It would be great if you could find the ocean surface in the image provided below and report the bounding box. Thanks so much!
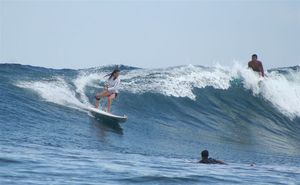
[1,63,300,184]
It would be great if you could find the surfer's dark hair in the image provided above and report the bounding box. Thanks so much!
[201,150,209,158]
[105,69,120,80]
[252,54,257,58]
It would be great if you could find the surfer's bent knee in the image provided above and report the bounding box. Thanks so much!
[95,95,101,100]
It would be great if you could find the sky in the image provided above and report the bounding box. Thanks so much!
[0,0,299,69]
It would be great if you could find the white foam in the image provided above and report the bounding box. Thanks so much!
[16,77,86,110]
[120,65,233,99]
[255,70,300,119]
[73,71,106,105]
[230,63,300,119]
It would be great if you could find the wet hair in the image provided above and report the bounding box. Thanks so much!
[201,150,209,158]
[252,54,258,58]
[105,69,120,80]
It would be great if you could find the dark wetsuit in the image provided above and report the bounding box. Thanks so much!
[248,60,264,77]
[199,158,225,164]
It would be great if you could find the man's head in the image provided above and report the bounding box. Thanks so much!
[201,150,209,159]
[252,54,258,61]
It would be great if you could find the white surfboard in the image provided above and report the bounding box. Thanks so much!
[88,107,127,123]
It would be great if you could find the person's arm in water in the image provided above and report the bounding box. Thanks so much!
[213,159,227,165]
[259,61,265,77]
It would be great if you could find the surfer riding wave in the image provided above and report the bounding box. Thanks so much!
[95,69,120,112]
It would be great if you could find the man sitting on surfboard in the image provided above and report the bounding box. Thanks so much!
[95,69,120,112]
[248,54,265,77]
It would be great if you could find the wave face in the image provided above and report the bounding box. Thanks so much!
[1,63,300,184]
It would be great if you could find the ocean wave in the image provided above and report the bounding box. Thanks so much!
[12,63,300,119]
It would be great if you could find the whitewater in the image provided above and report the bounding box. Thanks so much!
[1,63,300,184]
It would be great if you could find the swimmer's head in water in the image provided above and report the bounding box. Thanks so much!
[201,150,209,159]
[252,54,258,61]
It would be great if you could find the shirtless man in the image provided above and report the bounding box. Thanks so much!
[248,54,265,77]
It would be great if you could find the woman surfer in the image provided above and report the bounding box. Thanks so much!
[95,69,120,113]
